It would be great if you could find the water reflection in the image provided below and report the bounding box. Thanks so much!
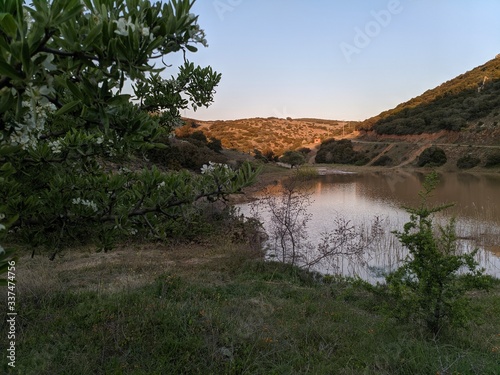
[241,171,500,283]
[314,171,500,225]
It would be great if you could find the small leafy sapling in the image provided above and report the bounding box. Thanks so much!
[385,172,491,335]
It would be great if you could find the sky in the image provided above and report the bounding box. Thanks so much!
[162,0,500,121]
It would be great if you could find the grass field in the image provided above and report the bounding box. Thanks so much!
[2,235,499,374]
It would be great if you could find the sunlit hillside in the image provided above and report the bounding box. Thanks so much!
[176,118,360,155]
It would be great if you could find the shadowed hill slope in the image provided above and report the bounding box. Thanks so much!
[361,57,500,135]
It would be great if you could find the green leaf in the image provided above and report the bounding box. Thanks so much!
[84,23,102,48]
[0,161,15,172]
[0,13,17,36]
[53,3,83,25]
[66,80,84,100]
[55,100,81,115]
[0,90,14,113]
[0,59,23,80]
[21,41,31,74]
[151,142,168,150]
[106,94,131,105]
[185,45,197,53]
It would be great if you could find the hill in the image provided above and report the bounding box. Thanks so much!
[176,117,360,156]
[361,56,500,137]
[174,56,500,170]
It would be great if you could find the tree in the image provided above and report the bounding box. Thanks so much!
[417,146,447,167]
[252,177,375,272]
[0,0,258,266]
[456,155,480,169]
[280,150,305,168]
[315,139,368,165]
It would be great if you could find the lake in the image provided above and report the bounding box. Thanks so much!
[239,170,500,283]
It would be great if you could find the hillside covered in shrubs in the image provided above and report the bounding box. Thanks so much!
[176,118,360,156]
[363,57,500,135]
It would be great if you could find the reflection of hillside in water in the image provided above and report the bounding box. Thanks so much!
[316,172,500,224]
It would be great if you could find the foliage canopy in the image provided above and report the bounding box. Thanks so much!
[315,139,368,165]
[0,0,258,264]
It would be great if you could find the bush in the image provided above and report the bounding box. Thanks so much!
[207,138,223,153]
[417,147,447,167]
[372,155,393,167]
[148,141,227,171]
[315,139,368,165]
[383,173,491,335]
[280,151,306,168]
[297,147,311,155]
[188,130,208,143]
[456,155,481,169]
[485,152,500,167]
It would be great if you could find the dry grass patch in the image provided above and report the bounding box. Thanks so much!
[13,239,261,298]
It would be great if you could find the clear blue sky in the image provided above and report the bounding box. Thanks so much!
[164,0,500,121]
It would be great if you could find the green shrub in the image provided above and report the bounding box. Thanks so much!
[417,147,447,167]
[372,155,393,167]
[315,139,368,165]
[280,151,306,168]
[383,173,491,335]
[485,151,500,167]
[456,155,481,169]
[207,138,223,153]
[148,141,227,171]
[188,130,208,143]
[297,147,311,155]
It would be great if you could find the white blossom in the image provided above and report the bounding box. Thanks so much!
[72,198,98,212]
[113,17,135,36]
[118,167,132,174]
[4,95,56,150]
[189,24,208,47]
[42,54,57,71]
[200,163,213,175]
[201,161,231,175]
[48,140,62,154]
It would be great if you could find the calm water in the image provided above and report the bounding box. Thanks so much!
[240,171,500,283]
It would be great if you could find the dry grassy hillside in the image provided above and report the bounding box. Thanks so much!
[176,117,360,155]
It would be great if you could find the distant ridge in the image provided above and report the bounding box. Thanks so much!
[177,118,360,155]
